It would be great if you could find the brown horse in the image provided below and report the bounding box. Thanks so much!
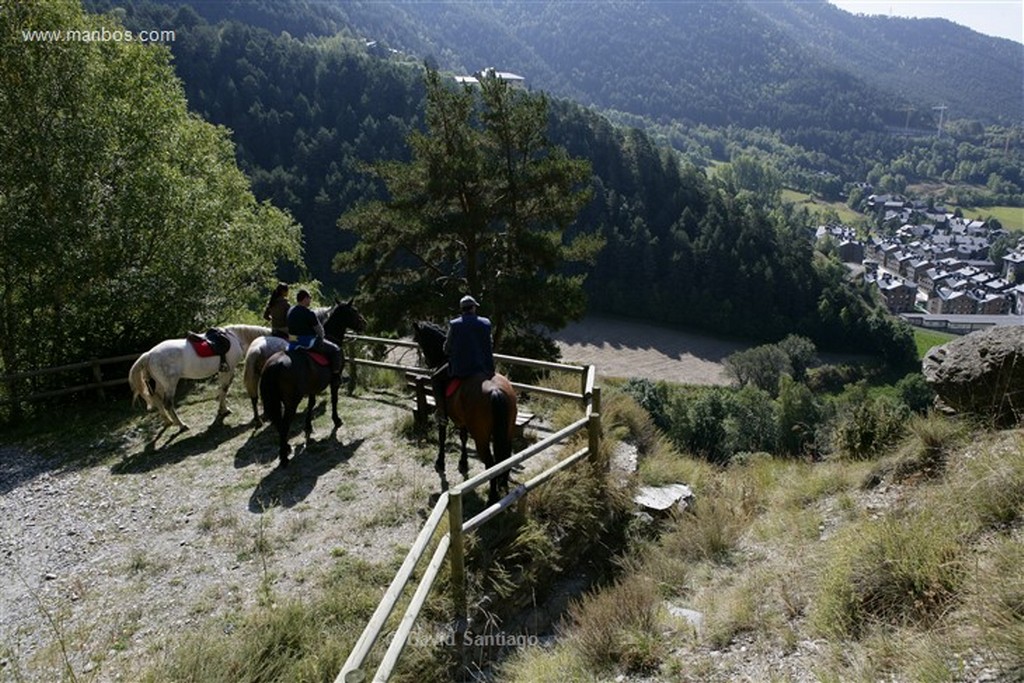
[259,300,366,466]
[412,320,518,504]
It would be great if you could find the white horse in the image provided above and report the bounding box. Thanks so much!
[243,334,288,426]
[128,324,270,429]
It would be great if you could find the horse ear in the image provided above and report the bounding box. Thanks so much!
[335,297,341,306]
[347,297,353,306]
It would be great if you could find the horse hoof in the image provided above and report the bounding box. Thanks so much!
[332,417,342,429]
[220,408,232,416]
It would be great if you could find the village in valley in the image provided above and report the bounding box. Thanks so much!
[818,191,1024,334]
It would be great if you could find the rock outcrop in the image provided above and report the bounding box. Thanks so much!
[921,325,1024,425]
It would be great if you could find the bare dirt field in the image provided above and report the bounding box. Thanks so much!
[554,315,750,385]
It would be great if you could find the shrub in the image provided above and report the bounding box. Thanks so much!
[725,385,779,455]
[621,377,671,430]
[895,373,935,414]
[776,376,822,456]
[668,389,733,464]
[832,394,910,460]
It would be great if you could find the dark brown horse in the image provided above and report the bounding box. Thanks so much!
[412,320,518,504]
[259,300,366,466]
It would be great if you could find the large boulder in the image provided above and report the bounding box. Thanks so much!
[921,325,1024,425]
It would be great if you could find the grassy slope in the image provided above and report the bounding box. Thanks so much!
[913,327,959,360]
[781,188,866,225]
[501,405,1024,682]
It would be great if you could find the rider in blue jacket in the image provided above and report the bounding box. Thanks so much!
[431,295,495,421]
[287,289,342,377]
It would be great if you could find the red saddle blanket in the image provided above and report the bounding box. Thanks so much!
[187,338,218,358]
[445,377,462,398]
[307,351,329,367]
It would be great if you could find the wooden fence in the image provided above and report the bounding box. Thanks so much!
[0,353,141,410]
[338,334,600,683]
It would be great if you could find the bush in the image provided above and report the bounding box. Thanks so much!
[668,389,733,463]
[621,377,671,430]
[832,394,910,460]
[776,376,821,456]
[895,373,934,414]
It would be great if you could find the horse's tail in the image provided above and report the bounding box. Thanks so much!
[128,352,155,410]
[243,346,264,400]
[259,359,283,428]
[490,387,512,465]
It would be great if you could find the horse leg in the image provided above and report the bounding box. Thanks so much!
[278,400,296,467]
[215,369,233,417]
[164,379,188,430]
[458,427,470,478]
[479,442,501,505]
[251,394,261,427]
[303,393,316,441]
[434,418,448,474]
[329,373,342,430]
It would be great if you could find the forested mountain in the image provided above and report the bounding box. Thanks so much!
[219,0,1020,127]
[99,0,1022,129]
[75,0,957,365]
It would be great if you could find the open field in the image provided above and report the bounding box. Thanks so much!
[781,188,865,225]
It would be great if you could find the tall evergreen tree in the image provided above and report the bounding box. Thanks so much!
[336,67,601,350]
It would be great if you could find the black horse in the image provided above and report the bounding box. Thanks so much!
[412,320,518,504]
[259,300,366,466]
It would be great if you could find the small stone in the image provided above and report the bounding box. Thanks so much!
[44,573,57,581]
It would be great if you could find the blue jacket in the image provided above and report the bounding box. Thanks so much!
[444,313,494,378]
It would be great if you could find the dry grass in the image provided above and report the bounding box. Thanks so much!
[566,574,666,674]
[510,411,1024,682]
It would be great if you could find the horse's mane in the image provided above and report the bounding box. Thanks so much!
[224,324,272,346]
[413,320,447,368]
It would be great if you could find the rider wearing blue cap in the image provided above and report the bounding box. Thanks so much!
[431,295,495,421]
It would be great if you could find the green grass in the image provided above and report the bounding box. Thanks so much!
[955,204,1024,232]
[911,327,958,359]
[781,188,865,225]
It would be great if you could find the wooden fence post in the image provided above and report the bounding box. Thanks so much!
[447,489,467,635]
[90,359,106,400]
[588,387,602,468]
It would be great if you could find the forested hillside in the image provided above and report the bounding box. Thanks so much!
[77,0,921,363]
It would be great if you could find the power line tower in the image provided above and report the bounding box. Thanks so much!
[897,104,915,133]
[933,104,948,137]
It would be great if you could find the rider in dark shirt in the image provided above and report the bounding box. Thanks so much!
[431,295,495,421]
[287,289,342,377]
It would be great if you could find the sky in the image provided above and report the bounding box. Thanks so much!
[828,1,1024,44]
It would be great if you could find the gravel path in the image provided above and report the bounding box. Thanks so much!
[0,388,445,681]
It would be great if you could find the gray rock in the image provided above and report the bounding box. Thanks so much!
[635,484,694,512]
[922,325,1024,425]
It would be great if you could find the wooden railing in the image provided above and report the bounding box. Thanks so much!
[337,336,599,682]
[0,353,141,410]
